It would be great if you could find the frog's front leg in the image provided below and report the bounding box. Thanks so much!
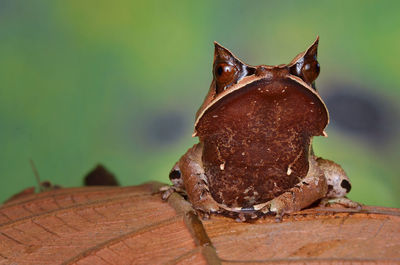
[259,156,328,220]
[162,143,220,215]
[316,157,361,209]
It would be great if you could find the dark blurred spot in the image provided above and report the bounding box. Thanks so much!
[40,181,62,191]
[327,184,333,192]
[41,181,52,189]
[84,164,119,186]
[141,110,187,148]
[0,1,14,14]
[324,84,399,146]
[340,179,351,193]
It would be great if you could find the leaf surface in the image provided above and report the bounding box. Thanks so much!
[0,182,399,264]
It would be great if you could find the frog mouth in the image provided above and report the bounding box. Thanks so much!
[194,76,329,142]
[193,72,329,138]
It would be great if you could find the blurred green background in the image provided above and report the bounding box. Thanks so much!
[1,0,399,207]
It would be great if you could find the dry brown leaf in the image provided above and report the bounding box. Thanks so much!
[0,182,399,265]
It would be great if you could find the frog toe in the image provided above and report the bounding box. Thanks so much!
[258,200,286,221]
[195,195,220,213]
[160,185,186,201]
[319,197,362,210]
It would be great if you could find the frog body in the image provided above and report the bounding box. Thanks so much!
[164,38,358,220]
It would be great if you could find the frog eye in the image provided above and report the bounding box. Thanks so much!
[213,42,249,94]
[214,62,238,93]
[301,59,320,84]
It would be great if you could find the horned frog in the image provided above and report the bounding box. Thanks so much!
[162,38,360,221]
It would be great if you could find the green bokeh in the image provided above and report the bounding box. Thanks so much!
[1,0,399,207]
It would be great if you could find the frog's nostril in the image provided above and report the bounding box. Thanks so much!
[246,66,256,76]
[255,66,268,76]
[340,179,351,193]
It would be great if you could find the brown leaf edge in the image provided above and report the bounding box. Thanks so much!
[161,182,400,265]
[1,182,399,264]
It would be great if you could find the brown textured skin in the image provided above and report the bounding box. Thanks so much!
[197,74,327,207]
[177,143,220,213]
[168,38,357,219]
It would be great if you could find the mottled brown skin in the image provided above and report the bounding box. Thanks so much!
[164,38,359,220]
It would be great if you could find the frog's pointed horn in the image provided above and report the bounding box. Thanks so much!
[213,41,237,63]
[213,41,249,66]
[289,37,320,87]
